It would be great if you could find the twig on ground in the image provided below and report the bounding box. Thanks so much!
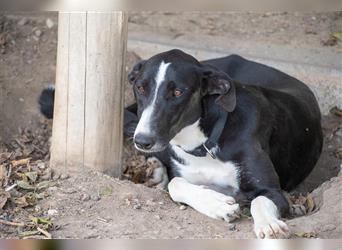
[14,139,25,149]
[0,219,25,227]
[3,165,12,187]
[97,217,110,224]
[37,227,52,239]
[5,183,17,192]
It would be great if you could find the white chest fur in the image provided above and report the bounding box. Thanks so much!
[170,120,240,189]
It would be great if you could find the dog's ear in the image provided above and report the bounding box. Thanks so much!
[201,66,236,112]
[128,60,146,84]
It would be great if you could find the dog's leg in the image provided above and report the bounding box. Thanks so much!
[168,177,240,222]
[239,144,291,239]
[251,194,290,239]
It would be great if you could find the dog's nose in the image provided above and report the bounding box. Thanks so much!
[134,134,155,150]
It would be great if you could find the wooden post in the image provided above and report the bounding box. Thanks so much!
[50,12,127,177]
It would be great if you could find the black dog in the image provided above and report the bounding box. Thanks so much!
[40,49,323,239]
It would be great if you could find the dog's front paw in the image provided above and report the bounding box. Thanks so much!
[145,157,169,189]
[197,189,240,222]
[254,218,289,239]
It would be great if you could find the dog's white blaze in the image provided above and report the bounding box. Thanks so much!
[170,119,207,151]
[168,177,239,221]
[251,196,289,238]
[134,61,171,137]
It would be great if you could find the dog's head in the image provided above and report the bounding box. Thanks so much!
[129,49,236,153]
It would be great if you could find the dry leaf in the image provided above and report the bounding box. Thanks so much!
[11,158,31,167]
[306,194,315,213]
[100,186,113,197]
[14,193,37,207]
[0,164,6,185]
[25,172,38,182]
[334,147,342,160]
[295,231,317,238]
[321,36,338,46]
[16,180,35,190]
[332,31,342,41]
[19,230,40,238]
[330,106,342,117]
[13,196,29,208]
[25,192,38,204]
[36,181,51,190]
[0,191,10,209]
[0,152,12,164]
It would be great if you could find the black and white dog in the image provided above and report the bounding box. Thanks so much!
[40,49,323,239]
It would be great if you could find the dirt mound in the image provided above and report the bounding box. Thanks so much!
[289,172,342,238]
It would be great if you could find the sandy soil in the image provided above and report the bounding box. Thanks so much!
[128,12,342,52]
[0,12,341,239]
[0,13,58,142]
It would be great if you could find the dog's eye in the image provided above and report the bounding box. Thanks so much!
[173,89,183,97]
[136,86,145,94]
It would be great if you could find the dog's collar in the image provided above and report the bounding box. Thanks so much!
[185,105,228,159]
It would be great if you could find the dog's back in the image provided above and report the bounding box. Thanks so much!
[203,55,323,190]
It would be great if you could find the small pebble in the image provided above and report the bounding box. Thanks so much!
[52,173,61,180]
[18,18,28,26]
[34,29,42,37]
[228,223,236,231]
[85,222,95,229]
[47,209,59,216]
[335,129,342,137]
[179,205,187,210]
[46,18,54,29]
[47,186,58,192]
[81,193,91,202]
[40,169,52,180]
[48,209,58,216]
[62,188,77,194]
[133,204,141,209]
[37,162,46,170]
[154,215,162,220]
[90,194,101,201]
[146,200,155,206]
[291,204,306,216]
[60,173,69,180]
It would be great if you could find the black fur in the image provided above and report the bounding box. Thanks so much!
[39,86,55,119]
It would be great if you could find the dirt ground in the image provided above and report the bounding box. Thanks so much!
[128,12,342,52]
[0,12,341,239]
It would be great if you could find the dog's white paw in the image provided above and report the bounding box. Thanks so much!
[254,217,290,239]
[168,177,240,222]
[197,188,240,222]
[251,196,290,239]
